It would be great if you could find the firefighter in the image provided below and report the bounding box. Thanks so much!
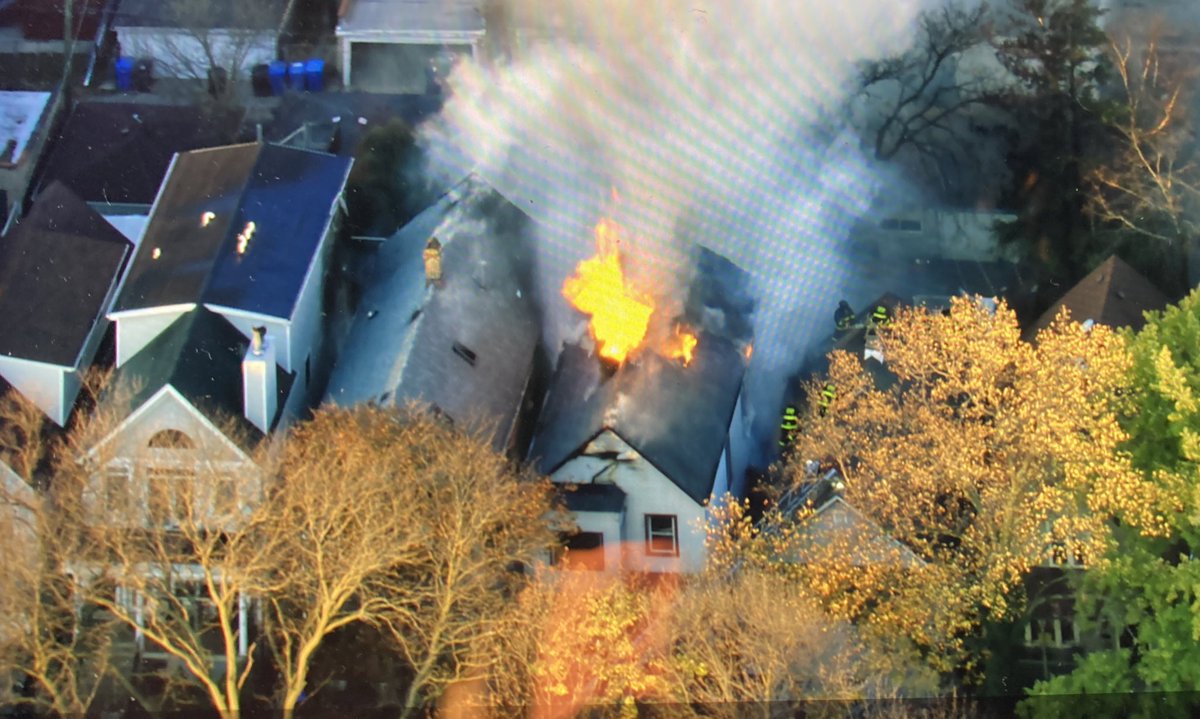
[834,300,855,331]
[779,405,800,448]
[870,303,891,327]
[817,382,836,417]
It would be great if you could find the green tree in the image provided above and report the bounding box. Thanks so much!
[1026,290,1200,715]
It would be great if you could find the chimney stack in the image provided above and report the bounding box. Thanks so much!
[243,326,277,433]
[424,236,442,286]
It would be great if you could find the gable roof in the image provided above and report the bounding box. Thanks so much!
[1028,255,1169,336]
[37,102,244,205]
[530,334,747,505]
[112,143,353,319]
[795,496,923,567]
[105,307,293,440]
[323,175,539,451]
[0,182,131,367]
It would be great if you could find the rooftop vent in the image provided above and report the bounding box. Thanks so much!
[452,341,476,367]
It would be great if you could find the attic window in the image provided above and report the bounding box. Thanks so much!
[645,514,679,557]
[452,342,477,367]
[147,429,194,449]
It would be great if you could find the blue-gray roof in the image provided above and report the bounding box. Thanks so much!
[323,175,539,451]
[529,333,747,505]
[113,143,352,319]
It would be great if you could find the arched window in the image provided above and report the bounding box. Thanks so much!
[147,429,194,449]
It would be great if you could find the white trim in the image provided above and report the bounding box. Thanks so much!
[108,303,197,322]
[87,385,253,465]
[281,157,353,320]
[201,304,288,325]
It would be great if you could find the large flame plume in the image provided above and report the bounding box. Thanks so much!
[563,218,700,366]
[562,218,653,364]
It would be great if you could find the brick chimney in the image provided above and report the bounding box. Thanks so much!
[243,326,277,434]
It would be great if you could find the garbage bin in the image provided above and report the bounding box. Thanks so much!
[288,61,305,91]
[305,58,325,92]
[115,56,134,91]
[268,60,287,95]
[132,58,154,92]
[251,63,271,97]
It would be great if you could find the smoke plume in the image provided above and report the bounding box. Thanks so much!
[420,0,930,466]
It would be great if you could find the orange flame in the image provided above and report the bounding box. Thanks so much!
[665,325,698,366]
[744,343,754,361]
[563,219,653,363]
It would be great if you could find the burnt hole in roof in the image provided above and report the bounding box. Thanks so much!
[409,308,422,324]
[452,341,477,367]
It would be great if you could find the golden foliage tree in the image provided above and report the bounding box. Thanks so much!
[776,297,1173,673]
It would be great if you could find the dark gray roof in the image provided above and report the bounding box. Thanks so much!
[113,143,352,318]
[37,102,244,205]
[114,0,285,29]
[0,182,131,366]
[1028,255,1169,337]
[324,176,539,451]
[561,482,626,514]
[529,333,747,505]
[107,308,293,439]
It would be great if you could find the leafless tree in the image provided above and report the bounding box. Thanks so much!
[1087,30,1200,249]
[854,3,1011,201]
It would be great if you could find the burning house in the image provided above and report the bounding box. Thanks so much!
[529,237,754,574]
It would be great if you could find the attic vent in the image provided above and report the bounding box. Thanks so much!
[452,342,477,367]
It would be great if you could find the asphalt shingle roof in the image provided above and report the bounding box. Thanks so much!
[1028,255,1170,336]
[0,182,131,367]
[113,143,352,318]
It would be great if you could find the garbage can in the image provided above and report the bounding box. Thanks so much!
[288,61,306,91]
[115,56,134,91]
[305,58,325,92]
[251,63,271,97]
[132,58,154,92]
[268,60,287,95]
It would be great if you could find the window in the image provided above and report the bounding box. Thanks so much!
[880,218,922,232]
[644,514,679,557]
[562,531,605,571]
[147,429,194,449]
[102,465,133,516]
[145,466,195,527]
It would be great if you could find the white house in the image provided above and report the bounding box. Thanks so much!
[0,182,132,425]
[528,247,754,573]
[113,0,285,81]
[323,175,541,455]
[335,0,484,92]
[108,142,353,412]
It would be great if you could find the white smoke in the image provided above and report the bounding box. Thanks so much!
[420,0,931,465]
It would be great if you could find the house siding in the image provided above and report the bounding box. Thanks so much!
[116,27,278,79]
[114,308,192,367]
[0,355,66,425]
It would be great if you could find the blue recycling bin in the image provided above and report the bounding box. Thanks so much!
[305,58,325,92]
[288,61,306,91]
[268,60,287,95]
[115,57,134,91]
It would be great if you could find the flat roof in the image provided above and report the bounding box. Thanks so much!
[0,91,50,168]
[337,0,484,40]
[114,0,285,29]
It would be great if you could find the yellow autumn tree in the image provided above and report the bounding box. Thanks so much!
[774,296,1174,674]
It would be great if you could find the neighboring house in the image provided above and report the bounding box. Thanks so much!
[335,0,484,92]
[113,0,286,81]
[36,101,244,209]
[1025,254,1170,339]
[87,306,292,529]
[108,142,353,415]
[854,207,1020,264]
[0,182,132,425]
[324,175,540,455]
[0,89,59,223]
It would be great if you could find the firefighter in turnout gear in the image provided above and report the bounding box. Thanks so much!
[779,404,800,449]
[834,300,855,331]
[870,303,891,327]
[817,383,836,417]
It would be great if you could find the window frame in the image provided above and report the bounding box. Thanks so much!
[644,514,679,557]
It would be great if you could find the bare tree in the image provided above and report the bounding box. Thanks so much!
[1087,31,1200,251]
[261,405,558,719]
[80,422,275,719]
[854,3,1009,200]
